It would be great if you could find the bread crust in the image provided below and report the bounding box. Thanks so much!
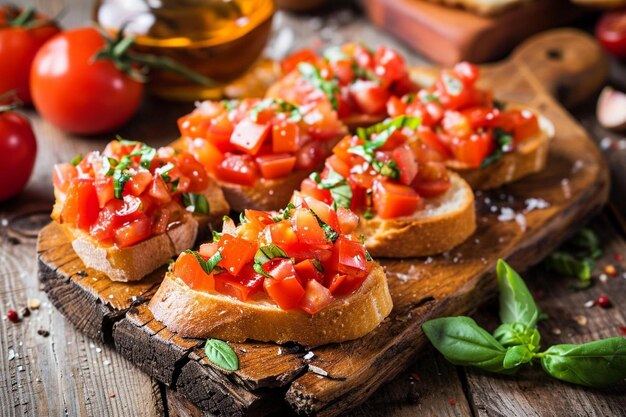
[356,172,475,257]
[149,263,393,347]
[447,117,553,190]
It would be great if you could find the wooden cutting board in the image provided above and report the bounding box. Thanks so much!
[363,0,586,65]
[37,29,609,417]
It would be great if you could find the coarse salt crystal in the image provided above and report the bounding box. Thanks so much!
[303,351,315,360]
[584,300,595,308]
[8,349,15,361]
[600,137,612,150]
[561,179,571,199]
[599,273,608,283]
[103,359,111,366]
[309,365,328,377]
[424,257,433,264]
[515,213,527,232]
[524,198,550,212]
[497,208,516,222]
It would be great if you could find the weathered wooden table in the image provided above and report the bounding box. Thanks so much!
[2,1,625,416]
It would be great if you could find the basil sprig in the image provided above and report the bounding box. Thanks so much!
[298,62,340,110]
[205,339,239,371]
[253,244,289,278]
[310,169,353,209]
[480,128,514,168]
[249,98,301,122]
[350,116,421,179]
[423,259,626,387]
[181,193,210,214]
[185,249,222,275]
[544,228,601,285]
[310,210,339,243]
[104,138,158,199]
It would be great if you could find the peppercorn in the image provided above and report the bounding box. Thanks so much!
[6,309,19,323]
[597,295,612,309]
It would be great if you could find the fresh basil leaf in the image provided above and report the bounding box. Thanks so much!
[171,178,180,193]
[375,160,400,179]
[310,210,339,243]
[273,202,296,222]
[250,98,301,122]
[364,209,373,220]
[220,99,240,111]
[503,345,534,370]
[544,251,594,281]
[422,316,509,373]
[493,99,506,111]
[158,162,175,182]
[185,249,222,275]
[116,135,137,146]
[181,193,210,215]
[254,244,288,265]
[113,169,131,200]
[138,144,156,169]
[101,156,117,176]
[569,228,602,260]
[480,128,514,168]
[315,168,353,209]
[418,91,439,104]
[365,248,373,262]
[298,62,340,110]
[493,322,541,352]
[205,339,239,371]
[311,259,324,272]
[70,154,83,166]
[212,230,222,242]
[497,260,540,329]
[540,337,626,387]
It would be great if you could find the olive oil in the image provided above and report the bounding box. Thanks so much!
[94,0,275,101]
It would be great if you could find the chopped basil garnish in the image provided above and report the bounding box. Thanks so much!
[70,154,83,166]
[113,169,132,200]
[158,162,175,182]
[185,249,222,275]
[273,203,296,222]
[249,98,302,122]
[171,178,180,193]
[298,62,340,110]
[254,244,288,265]
[181,193,209,214]
[212,230,222,242]
[101,156,117,176]
[419,91,440,104]
[105,139,158,199]
[253,263,271,278]
[494,99,506,111]
[310,210,339,243]
[310,168,353,209]
[355,115,421,146]
[239,211,247,224]
[311,259,324,272]
[220,99,240,111]
[364,208,374,220]
[480,128,514,168]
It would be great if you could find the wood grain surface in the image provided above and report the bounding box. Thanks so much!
[3,1,626,417]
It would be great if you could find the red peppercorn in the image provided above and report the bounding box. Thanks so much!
[619,326,626,336]
[6,309,19,323]
[615,254,624,262]
[449,399,456,406]
[597,295,612,309]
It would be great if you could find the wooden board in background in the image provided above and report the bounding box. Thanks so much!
[37,30,610,416]
[363,0,586,65]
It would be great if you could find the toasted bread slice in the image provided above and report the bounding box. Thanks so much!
[424,0,531,16]
[217,168,314,212]
[149,263,393,346]
[357,172,475,258]
[447,115,554,190]
[55,181,230,282]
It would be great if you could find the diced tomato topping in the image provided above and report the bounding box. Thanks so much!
[272,121,299,153]
[215,154,259,186]
[94,176,115,208]
[281,48,318,74]
[292,208,327,244]
[299,279,333,314]
[53,163,78,194]
[61,178,99,231]
[373,180,422,219]
[300,178,332,204]
[114,214,152,248]
[256,153,297,179]
[175,252,215,293]
[125,171,152,197]
[282,242,333,263]
[244,209,275,229]
[199,242,219,258]
[324,236,369,279]
[349,80,390,115]
[214,265,264,302]
[269,220,299,245]
[450,131,493,168]
[391,144,418,185]
[262,259,305,309]
[294,259,324,284]
[336,206,359,234]
[302,196,340,232]
[230,119,271,155]
[218,234,258,276]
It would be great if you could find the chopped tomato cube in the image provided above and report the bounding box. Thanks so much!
[373,180,422,219]
[292,208,327,244]
[152,207,171,235]
[148,176,172,204]
[114,214,152,248]
[336,206,359,234]
[281,48,318,74]
[325,236,368,278]
[325,272,346,294]
[453,62,480,84]
[244,209,275,229]
[299,279,333,314]
[183,137,224,174]
[126,171,152,197]
[272,121,299,153]
[295,140,325,170]
[450,131,493,168]
[174,252,215,293]
[215,154,259,186]
[214,265,264,302]
[391,144,418,185]
[294,259,324,284]
[230,119,270,155]
[300,178,332,204]
[262,259,305,309]
[52,163,78,194]
[269,220,298,245]
[94,176,115,208]
[256,153,297,179]
[349,80,390,115]
[218,234,258,276]
[412,180,451,198]
[282,242,333,263]
[325,154,351,178]
[302,196,340,232]
[199,242,219,258]
[61,178,99,231]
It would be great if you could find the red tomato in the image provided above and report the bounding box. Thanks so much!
[125,171,152,197]
[269,220,299,245]
[450,131,493,168]
[336,207,359,234]
[114,214,152,248]
[61,178,100,231]
[300,177,332,204]
[349,80,390,115]
[391,144,418,185]
[30,27,143,134]
[175,252,215,293]
[182,137,224,173]
[436,70,471,110]
[292,208,327,244]
[244,209,275,229]
[272,120,299,153]
[373,46,408,84]
[215,154,259,186]
[453,62,480,85]
[295,139,325,170]
[596,10,626,58]
[52,163,77,194]
[294,259,324,284]
[412,180,451,198]
[256,153,296,179]
[302,195,340,232]
[0,6,60,104]
[94,176,114,208]
[386,96,408,117]
[299,279,333,314]
[214,265,264,302]
[373,180,422,219]
[0,110,37,200]
[230,119,270,155]
[281,48,318,74]
[218,234,258,276]
[325,236,368,279]
[262,259,305,309]
[282,242,333,263]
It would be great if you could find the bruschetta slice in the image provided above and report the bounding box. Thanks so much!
[266,43,419,131]
[174,98,347,212]
[388,62,554,189]
[51,139,230,282]
[149,199,393,346]
[298,116,476,258]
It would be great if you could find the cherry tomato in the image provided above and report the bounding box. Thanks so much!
[596,9,626,59]
[0,110,37,201]
[30,27,143,134]
[0,6,60,104]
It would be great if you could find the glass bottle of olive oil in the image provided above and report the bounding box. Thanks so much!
[94,0,275,101]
